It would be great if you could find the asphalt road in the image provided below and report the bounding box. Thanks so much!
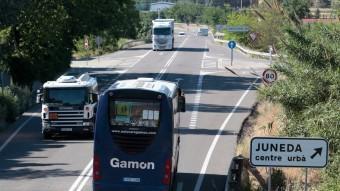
[0,28,269,191]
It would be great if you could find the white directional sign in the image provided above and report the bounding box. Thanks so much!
[250,137,328,168]
[226,25,249,32]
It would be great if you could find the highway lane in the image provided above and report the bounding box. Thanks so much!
[0,29,268,191]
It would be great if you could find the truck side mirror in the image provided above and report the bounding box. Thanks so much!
[91,93,98,103]
[178,95,186,112]
[36,89,43,104]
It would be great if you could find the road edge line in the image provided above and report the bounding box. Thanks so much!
[193,78,259,191]
[68,159,93,191]
[0,116,33,153]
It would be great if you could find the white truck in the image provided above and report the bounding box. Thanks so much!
[152,19,175,50]
[36,73,98,139]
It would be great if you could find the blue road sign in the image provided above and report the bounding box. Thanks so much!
[228,41,236,49]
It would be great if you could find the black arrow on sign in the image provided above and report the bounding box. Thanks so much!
[311,148,323,159]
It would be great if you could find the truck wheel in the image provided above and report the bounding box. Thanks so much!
[43,132,52,139]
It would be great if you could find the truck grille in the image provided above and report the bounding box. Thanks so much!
[112,133,156,154]
[155,38,168,45]
[49,110,84,127]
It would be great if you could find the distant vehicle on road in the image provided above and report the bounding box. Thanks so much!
[198,27,209,36]
[93,78,186,191]
[36,73,98,139]
[152,19,175,51]
[178,31,186,36]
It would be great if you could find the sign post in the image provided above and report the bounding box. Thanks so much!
[95,36,103,64]
[269,46,273,65]
[227,41,236,66]
[250,137,328,191]
[84,36,89,66]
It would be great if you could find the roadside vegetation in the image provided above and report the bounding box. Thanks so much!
[235,1,340,190]
[0,86,33,128]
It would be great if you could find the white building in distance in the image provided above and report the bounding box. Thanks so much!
[150,1,175,12]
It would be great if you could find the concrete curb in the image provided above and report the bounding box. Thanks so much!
[120,40,147,50]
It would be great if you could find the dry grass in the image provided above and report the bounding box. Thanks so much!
[237,101,322,190]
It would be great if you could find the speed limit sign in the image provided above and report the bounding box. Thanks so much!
[262,69,277,84]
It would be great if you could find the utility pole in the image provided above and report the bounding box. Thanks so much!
[158,8,160,19]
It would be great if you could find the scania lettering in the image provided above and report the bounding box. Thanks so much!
[93,78,186,191]
[152,19,175,51]
[36,73,98,138]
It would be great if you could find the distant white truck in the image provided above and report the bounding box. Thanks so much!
[198,27,209,36]
[36,73,98,139]
[152,19,174,50]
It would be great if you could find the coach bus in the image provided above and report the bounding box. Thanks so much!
[93,78,186,191]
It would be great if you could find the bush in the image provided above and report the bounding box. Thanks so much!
[259,23,340,190]
[0,85,33,123]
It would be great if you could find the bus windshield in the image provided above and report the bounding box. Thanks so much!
[44,88,88,105]
[153,27,171,35]
[109,99,160,128]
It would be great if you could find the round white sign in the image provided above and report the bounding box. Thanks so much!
[262,69,277,84]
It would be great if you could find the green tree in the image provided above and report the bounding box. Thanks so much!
[201,6,227,26]
[282,0,310,21]
[1,0,139,86]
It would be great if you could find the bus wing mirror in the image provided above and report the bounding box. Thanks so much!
[178,95,186,112]
[36,89,43,104]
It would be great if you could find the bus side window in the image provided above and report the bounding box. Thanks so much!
[177,88,186,112]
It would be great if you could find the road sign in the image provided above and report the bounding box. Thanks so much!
[250,137,328,168]
[250,32,257,41]
[84,36,89,50]
[262,69,277,84]
[95,36,103,46]
[228,41,236,49]
[226,25,249,32]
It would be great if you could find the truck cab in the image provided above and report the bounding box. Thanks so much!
[152,19,175,51]
[36,73,98,139]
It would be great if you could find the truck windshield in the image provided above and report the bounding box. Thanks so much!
[109,99,160,128]
[153,27,171,35]
[44,88,88,105]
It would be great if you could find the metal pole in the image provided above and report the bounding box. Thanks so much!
[269,46,273,65]
[230,48,233,66]
[268,167,272,191]
[305,168,308,191]
[158,8,160,19]
[241,0,243,9]
[1,71,4,94]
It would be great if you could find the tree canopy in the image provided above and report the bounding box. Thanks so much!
[0,0,139,86]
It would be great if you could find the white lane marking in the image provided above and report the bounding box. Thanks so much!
[0,113,39,153]
[76,169,93,191]
[189,41,207,129]
[193,78,259,191]
[156,37,188,80]
[68,160,93,191]
[69,38,189,191]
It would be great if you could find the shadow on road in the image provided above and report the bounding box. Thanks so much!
[178,127,238,136]
[174,172,227,191]
[175,47,209,52]
[186,103,251,113]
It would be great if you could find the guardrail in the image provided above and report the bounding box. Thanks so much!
[213,35,278,58]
